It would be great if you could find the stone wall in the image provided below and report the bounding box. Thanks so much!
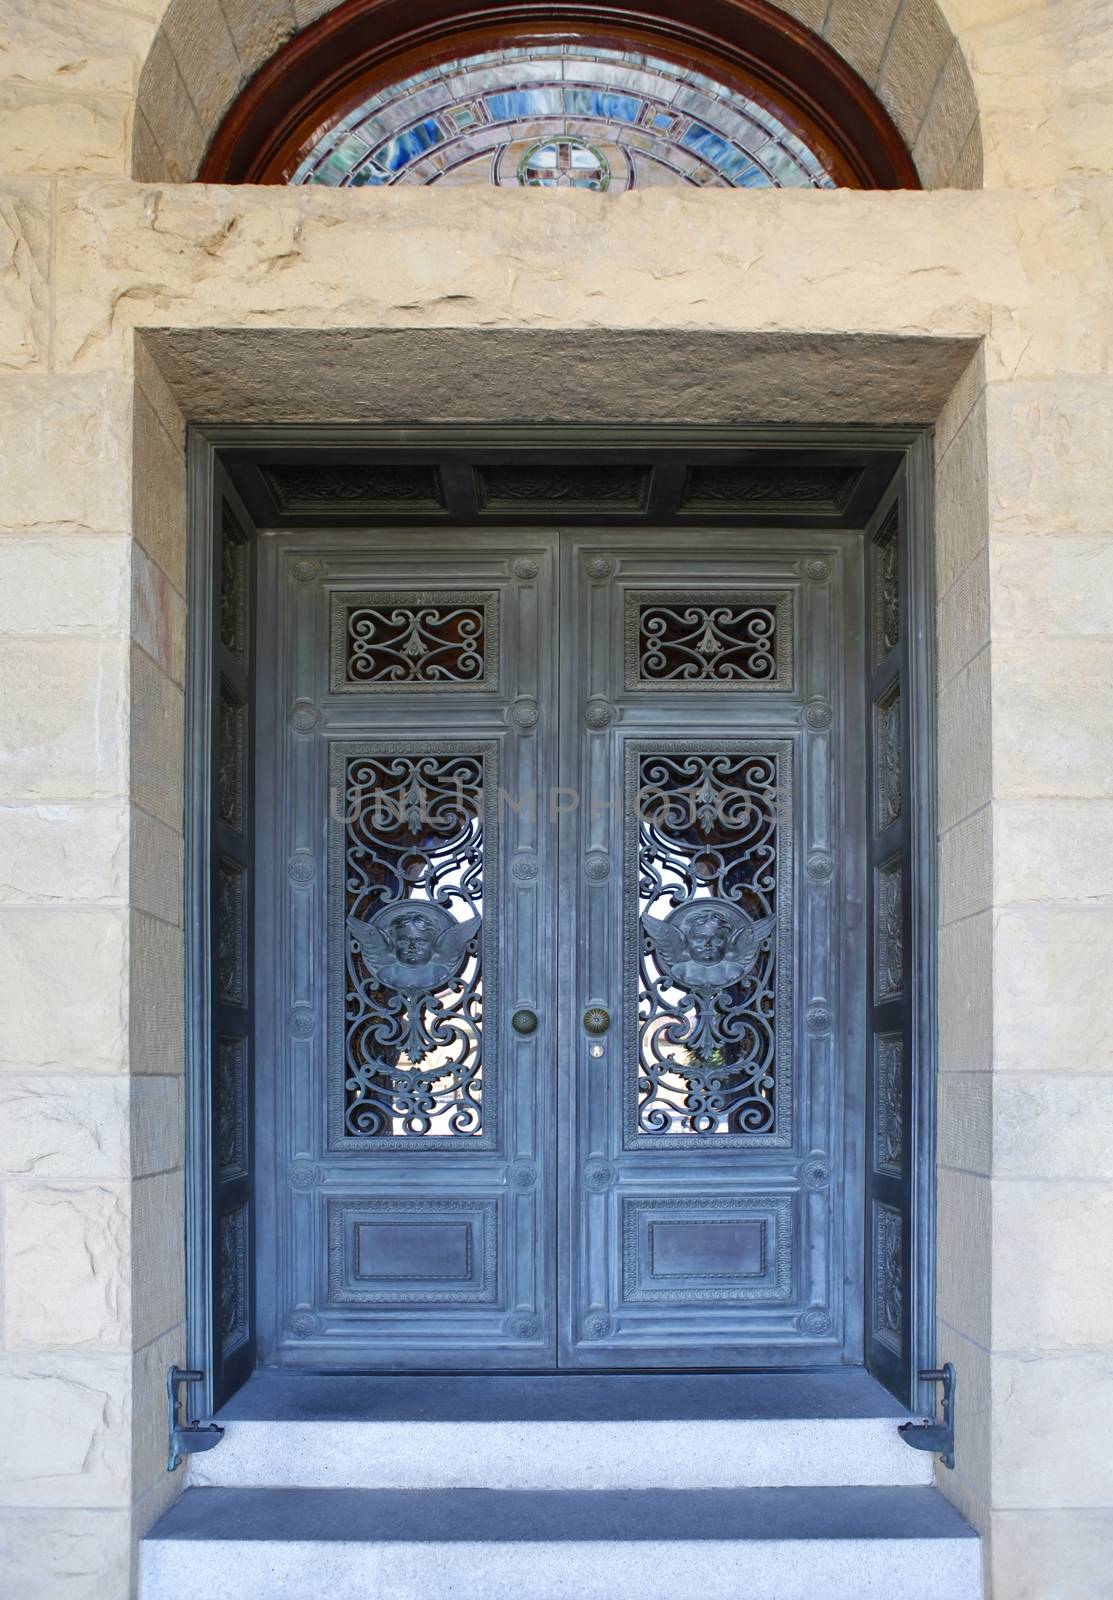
[1,2,1112,1597]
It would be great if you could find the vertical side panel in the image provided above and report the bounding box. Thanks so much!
[186,442,257,1411]
[864,450,935,1407]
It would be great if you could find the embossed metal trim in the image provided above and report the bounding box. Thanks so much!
[327,740,499,1150]
[875,855,904,1004]
[874,680,902,832]
[218,1205,249,1354]
[874,1033,904,1177]
[621,1196,793,1302]
[326,1198,498,1303]
[624,590,793,691]
[624,739,794,1149]
[872,1200,903,1355]
[329,590,500,694]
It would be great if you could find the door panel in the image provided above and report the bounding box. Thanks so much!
[256,528,865,1371]
[256,536,557,1367]
[559,535,865,1367]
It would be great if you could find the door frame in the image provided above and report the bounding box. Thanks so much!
[184,423,937,1415]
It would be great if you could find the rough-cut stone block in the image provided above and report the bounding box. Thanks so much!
[161,0,243,145]
[132,1169,186,1348]
[992,1351,1113,1508]
[991,535,1113,640]
[0,801,128,905]
[0,534,129,635]
[947,119,983,188]
[994,799,1113,907]
[938,909,992,1075]
[131,1073,182,1177]
[995,906,1113,1075]
[934,1325,992,1522]
[130,646,185,830]
[132,542,186,683]
[0,373,131,534]
[994,1075,1113,1180]
[913,46,979,190]
[220,0,298,78]
[993,640,1113,799]
[0,179,50,371]
[133,29,204,182]
[937,549,989,690]
[135,334,187,450]
[130,805,184,926]
[0,907,128,1073]
[936,648,991,831]
[994,1179,1113,1352]
[937,1071,992,1176]
[133,387,188,596]
[936,1168,992,1348]
[934,347,984,460]
[130,910,184,1077]
[4,1182,130,1351]
[876,0,955,144]
[990,1507,1113,1599]
[0,1074,130,1179]
[1,0,153,95]
[0,1353,131,1506]
[293,0,340,24]
[935,393,988,599]
[823,0,902,87]
[0,637,128,801]
[988,378,1113,536]
[0,83,132,176]
[939,804,992,926]
[0,1506,131,1600]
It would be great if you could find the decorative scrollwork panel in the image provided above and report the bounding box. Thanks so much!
[329,742,498,1146]
[874,1033,903,1177]
[330,591,499,693]
[625,590,792,690]
[625,740,793,1147]
[875,857,904,1003]
[872,1201,903,1356]
[874,681,902,831]
[872,508,900,665]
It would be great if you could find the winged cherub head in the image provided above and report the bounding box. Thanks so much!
[685,910,733,966]
[391,913,438,968]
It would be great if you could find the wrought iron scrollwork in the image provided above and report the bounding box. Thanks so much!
[332,744,495,1141]
[330,591,498,692]
[626,591,791,690]
[626,742,792,1144]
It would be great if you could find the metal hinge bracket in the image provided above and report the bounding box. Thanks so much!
[167,1365,225,1472]
[898,1362,956,1470]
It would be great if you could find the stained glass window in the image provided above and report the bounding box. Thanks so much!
[289,45,838,191]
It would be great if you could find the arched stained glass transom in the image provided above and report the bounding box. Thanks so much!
[290,45,838,191]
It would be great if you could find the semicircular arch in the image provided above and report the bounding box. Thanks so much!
[134,0,981,189]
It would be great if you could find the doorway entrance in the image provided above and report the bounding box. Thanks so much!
[254,526,864,1369]
[189,429,934,1405]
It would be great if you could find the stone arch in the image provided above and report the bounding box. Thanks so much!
[134,0,981,189]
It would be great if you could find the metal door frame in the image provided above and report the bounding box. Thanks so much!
[184,423,937,1416]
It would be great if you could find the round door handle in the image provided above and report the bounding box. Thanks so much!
[511,1008,539,1036]
[583,1007,611,1037]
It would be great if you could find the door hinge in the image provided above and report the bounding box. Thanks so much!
[167,1365,225,1472]
[898,1362,956,1470]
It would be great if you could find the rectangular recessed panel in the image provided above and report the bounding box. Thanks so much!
[328,589,499,693]
[625,590,793,691]
[650,1220,764,1278]
[477,464,649,511]
[262,464,444,514]
[356,1221,471,1281]
[622,1197,793,1304]
[681,462,863,515]
[326,1199,498,1304]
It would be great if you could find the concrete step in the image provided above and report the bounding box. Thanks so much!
[140,1485,981,1600]
[193,1369,933,1490]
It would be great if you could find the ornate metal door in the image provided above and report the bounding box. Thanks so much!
[256,529,863,1369]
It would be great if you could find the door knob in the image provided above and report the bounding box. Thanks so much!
[511,1008,539,1036]
[583,1007,611,1036]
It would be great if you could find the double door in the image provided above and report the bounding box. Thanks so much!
[256,528,864,1368]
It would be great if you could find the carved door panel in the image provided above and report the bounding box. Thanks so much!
[256,529,864,1370]
[256,536,556,1367]
[559,535,865,1366]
